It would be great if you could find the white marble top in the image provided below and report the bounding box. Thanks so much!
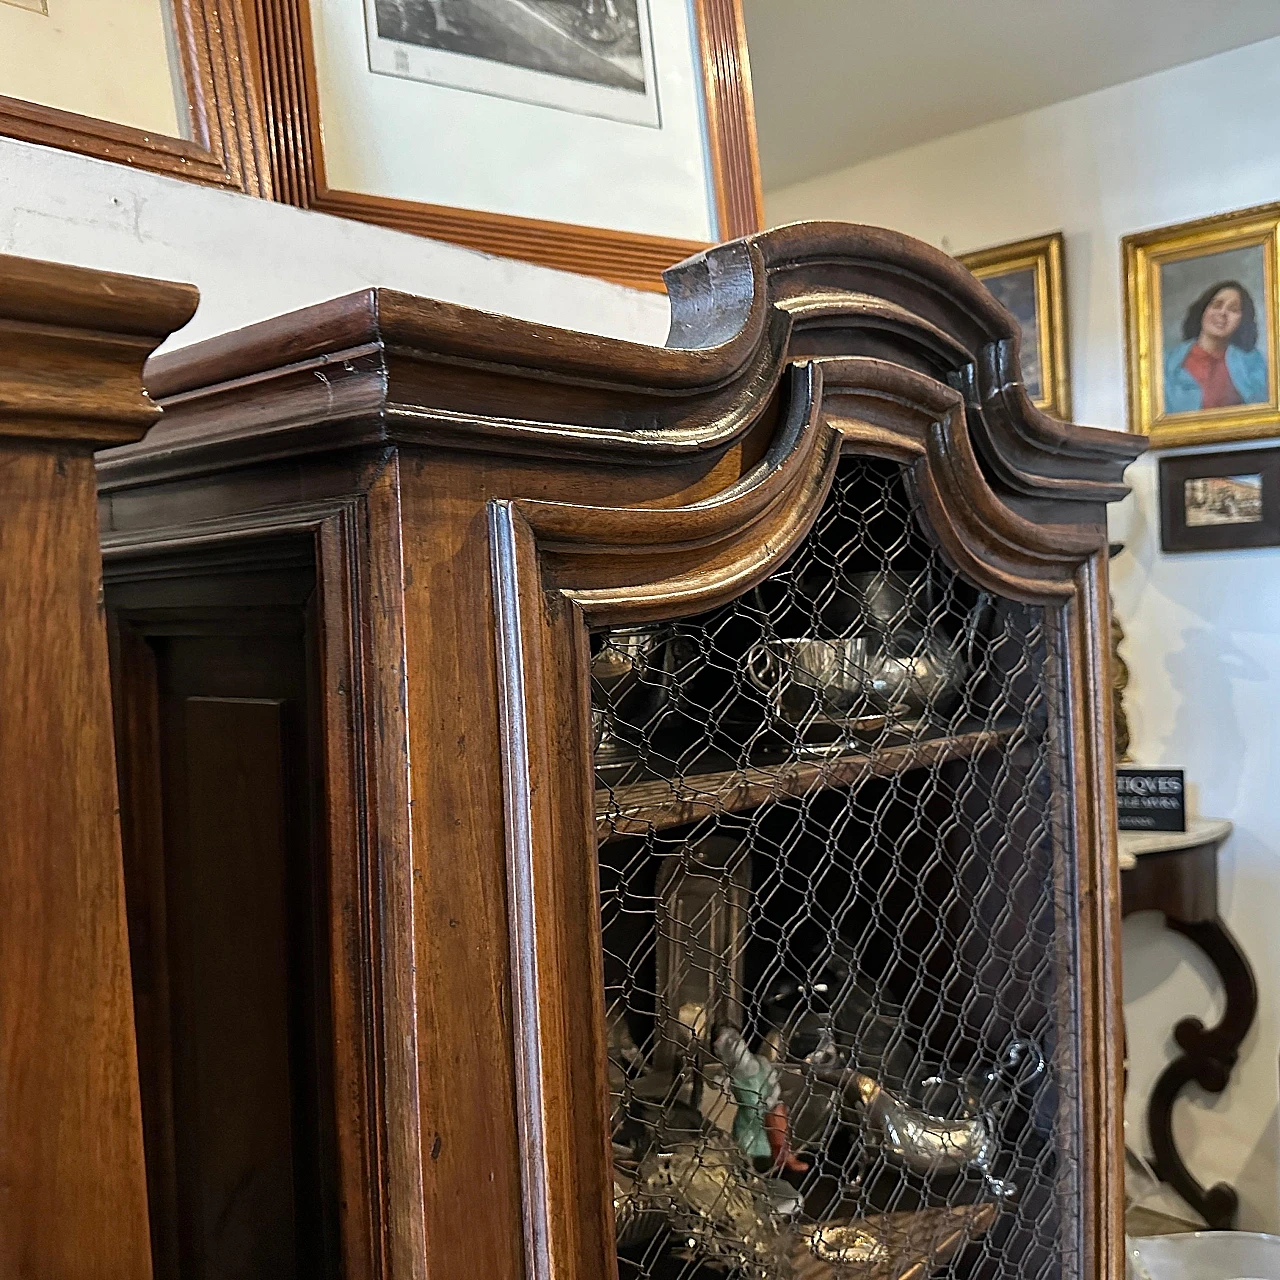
[1117,817,1233,871]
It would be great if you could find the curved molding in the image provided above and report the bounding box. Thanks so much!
[821,358,1101,603]
[111,221,1143,593]
[558,427,844,626]
[666,225,1145,508]
[519,352,1114,624]
[778,291,974,368]
[518,361,845,623]
[519,361,823,554]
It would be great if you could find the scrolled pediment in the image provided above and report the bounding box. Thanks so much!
[103,221,1142,612]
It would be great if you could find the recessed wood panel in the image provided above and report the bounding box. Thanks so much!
[170,695,299,1278]
[111,581,336,1280]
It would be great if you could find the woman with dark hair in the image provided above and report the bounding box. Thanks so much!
[1164,279,1268,412]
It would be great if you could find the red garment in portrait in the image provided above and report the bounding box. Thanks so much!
[1182,343,1244,410]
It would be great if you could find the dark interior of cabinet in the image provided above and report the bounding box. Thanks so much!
[594,459,1073,1280]
[107,542,338,1280]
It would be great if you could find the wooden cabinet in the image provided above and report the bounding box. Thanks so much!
[97,224,1142,1280]
[0,253,196,1279]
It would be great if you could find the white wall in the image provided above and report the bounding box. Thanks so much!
[768,35,1280,1230]
[0,136,671,353]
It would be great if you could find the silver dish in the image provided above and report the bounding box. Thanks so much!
[745,636,890,750]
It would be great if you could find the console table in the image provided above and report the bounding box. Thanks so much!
[1120,818,1256,1230]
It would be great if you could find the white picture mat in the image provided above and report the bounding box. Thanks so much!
[311,0,717,242]
[365,0,659,127]
[0,0,184,137]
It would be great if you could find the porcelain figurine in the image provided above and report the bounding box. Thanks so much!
[712,1026,808,1173]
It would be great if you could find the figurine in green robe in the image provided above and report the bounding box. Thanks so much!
[712,1026,808,1172]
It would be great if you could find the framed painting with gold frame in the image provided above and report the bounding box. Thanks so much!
[959,232,1072,419]
[248,0,763,290]
[0,0,269,194]
[1124,203,1280,449]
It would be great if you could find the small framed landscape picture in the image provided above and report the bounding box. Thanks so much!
[1159,447,1280,553]
[959,232,1071,420]
[1124,203,1280,449]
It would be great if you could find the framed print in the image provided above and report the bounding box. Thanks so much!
[366,0,659,124]
[0,0,269,193]
[1159,447,1280,553]
[958,232,1071,419]
[251,0,764,289]
[1124,203,1280,449]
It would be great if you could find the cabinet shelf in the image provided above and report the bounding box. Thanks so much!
[786,1203,997,1279]
[596,724,1015,839]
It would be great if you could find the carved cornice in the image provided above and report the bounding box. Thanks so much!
[666,225,1144,512]
[0,254,198,448]
[99,222,1142,609]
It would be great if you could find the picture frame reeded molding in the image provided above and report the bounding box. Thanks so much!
[959,231,1072,421]
[0,0,271,194]
[247,0,764,291]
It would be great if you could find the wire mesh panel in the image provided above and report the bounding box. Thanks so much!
[592,457,1077,1280]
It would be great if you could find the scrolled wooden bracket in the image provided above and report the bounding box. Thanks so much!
[1147,916,1259,1230]
[666,225,1144,506]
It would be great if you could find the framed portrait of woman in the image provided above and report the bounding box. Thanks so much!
[1124,203,1280,448]
[0,0,268,193]
[958,232,1071,420]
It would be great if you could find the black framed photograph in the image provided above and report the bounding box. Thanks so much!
[1159,446,1280,552]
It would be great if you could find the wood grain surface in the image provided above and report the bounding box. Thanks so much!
[0,254,196,1278]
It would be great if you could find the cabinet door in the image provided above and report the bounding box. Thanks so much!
[588,454,1079,1280]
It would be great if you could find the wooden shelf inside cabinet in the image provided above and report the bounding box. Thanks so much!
[786,1203,997,1279]
[596,725,1016,840]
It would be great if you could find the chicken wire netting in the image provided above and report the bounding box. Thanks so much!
[592,457,1078,1280]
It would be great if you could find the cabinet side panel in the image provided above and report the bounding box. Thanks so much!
[0,445,153,1278]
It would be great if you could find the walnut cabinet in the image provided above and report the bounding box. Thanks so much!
[0,253,196,1280]
[96,224,1143,1280]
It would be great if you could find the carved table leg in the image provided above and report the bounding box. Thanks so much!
[1147,916,1258,1229]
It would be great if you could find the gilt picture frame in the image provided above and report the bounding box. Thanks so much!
[249,0,763,290]
[0,0,269,194]
[959,232,1072,420]
[1124,203,1280,449]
